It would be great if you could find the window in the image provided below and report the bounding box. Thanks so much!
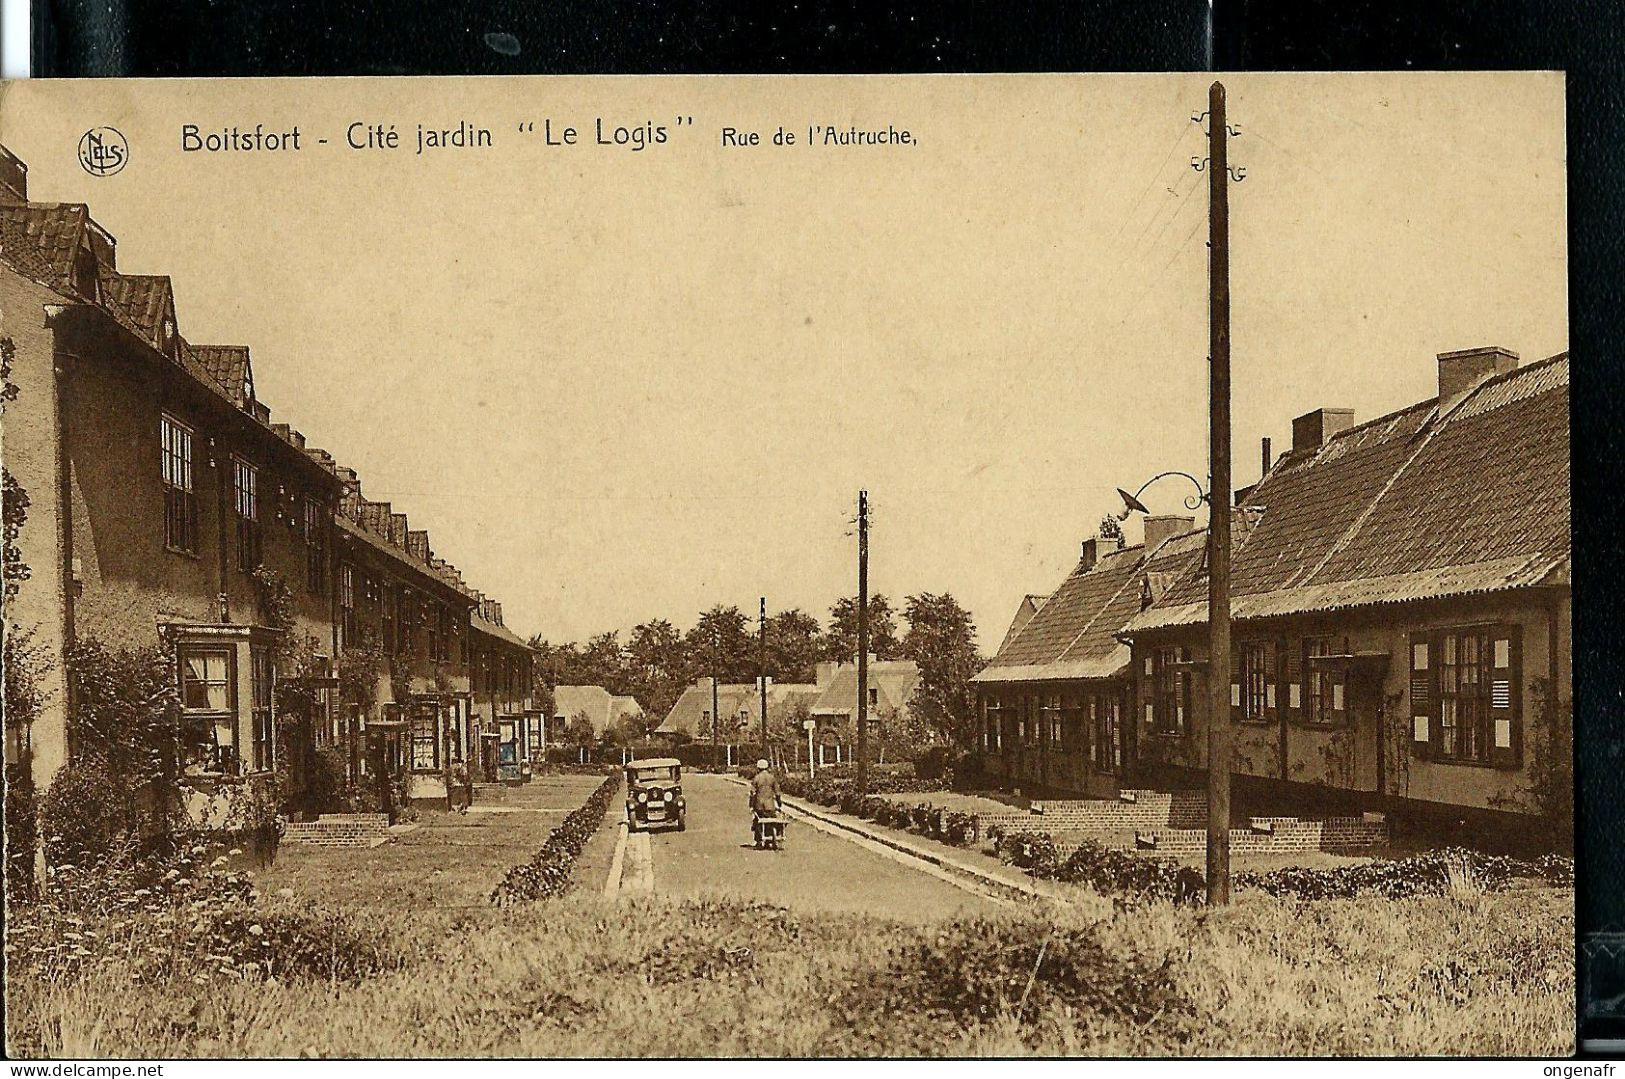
[1061,694,1087,754]
[1040,694,1062,746]
[339,564,357,648]
[161,415,198,553]
[1238,641,1273,723]
[868,687,879,708]
[179,647,236,774]
[427,604,442,664]
[984,698,1004,751]
[437,606,455,664]
[382,585,399,654]
[1151,647,1190,736]
[250,647,274,772]
[1303,637,1345,725]
[304,499,326,593]
[1092,693,1123,773]
[411,705,438,771]
[233,459,260,573]
[1411,626,1521,768]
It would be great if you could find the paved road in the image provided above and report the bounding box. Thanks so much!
[632,773,1003,922]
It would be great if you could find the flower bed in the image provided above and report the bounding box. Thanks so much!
[1233,848,1575,900]
[995,830,1206,905]
[987,828,1574,905]
[778,775,979,846]
[490,771,623,904]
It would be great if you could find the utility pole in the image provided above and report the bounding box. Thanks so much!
[759,596,769,763]
[1205,79,1233,906]
[856,490,870,796]
[711,622,720,760]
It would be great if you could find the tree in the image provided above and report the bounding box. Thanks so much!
[824,594,902,663]
[624,618,690,717]
[901,592,984,749]
[563,711,597,747]
[685,605,755,683]
[765,608,822,683]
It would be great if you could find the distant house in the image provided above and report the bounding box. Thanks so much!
[656,678,776,742]
[552,685,642,743]
[809,658,923,762]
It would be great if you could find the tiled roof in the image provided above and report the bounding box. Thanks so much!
[471,608,530,649]
[100,271,172,348]
[1126,355,1570,633]
[974,530,1207,684]
[657,680,761,736]
[996,593,1050,654]
[0,202,86,291]
[186,344,253,407]
[553,686,643,733]
[810,660,920,717]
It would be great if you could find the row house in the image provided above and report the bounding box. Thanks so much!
[1,144,539,820]
[972,521,1206,797]
[976,346,1571,838]
[1,147,342,813]
[468,597,540,781]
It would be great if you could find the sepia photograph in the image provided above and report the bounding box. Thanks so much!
[0,72,1576,1058]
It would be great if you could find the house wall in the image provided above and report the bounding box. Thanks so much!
[1132,591,1571,818]
[975,680,1130,799]
[2,271,72,791]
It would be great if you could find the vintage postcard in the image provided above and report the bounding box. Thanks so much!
[0,73,1574,1058]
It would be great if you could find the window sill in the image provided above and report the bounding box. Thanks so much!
[1233,717,1273,727]
[1290,719,1351,731]
[166,545,202,561]
[1428,756,1517,771]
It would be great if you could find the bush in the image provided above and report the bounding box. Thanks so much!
[38,758,132,867]
[491,771,622,904]
[995,831,1205,905]
[835,916,1192,1046]
[1234,848,1577,901]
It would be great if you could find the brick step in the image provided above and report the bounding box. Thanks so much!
[284,812,393,849]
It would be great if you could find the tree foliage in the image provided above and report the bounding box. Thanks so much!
[824,594,903,663]
[901,592,984,749]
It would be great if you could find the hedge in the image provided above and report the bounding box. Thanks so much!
[777,775,978,846]
[490,772,622,904]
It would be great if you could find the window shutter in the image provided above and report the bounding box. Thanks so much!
[1229,642,1243,722]
[1410,633,1433,758]
[1264,639,1279,723]
[1284,641,1303,722]
[1179,646,1192,735]
[1489,627,1522,768]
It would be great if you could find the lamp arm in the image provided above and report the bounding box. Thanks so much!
[1131,471,1210,513]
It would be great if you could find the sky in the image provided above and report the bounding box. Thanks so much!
[1,73,1567,651]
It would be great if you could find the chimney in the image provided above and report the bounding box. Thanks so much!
[1078,537,1101,573]
[1261,436,1272,479]
[814,660,838,687]
[1291,407,1355,455]
[0,146,26,204]
[1437,346,1519,413]
[1143,514,1194,552]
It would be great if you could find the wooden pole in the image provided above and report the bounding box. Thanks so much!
[759,597,770,762]
[1206,80,1233,906]
[856,490,870,795]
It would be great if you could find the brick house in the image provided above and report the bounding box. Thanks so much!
[1,147,343,813]
[972,523,1206,797]
[329,478,481,803]
[469,597,538,782]
[2,144,534,821]
[1121,349,1571,834]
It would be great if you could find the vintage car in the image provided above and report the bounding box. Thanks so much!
[624,757,686,832]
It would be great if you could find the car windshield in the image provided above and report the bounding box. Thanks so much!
[632,767,677,784]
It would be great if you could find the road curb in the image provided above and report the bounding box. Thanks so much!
[602,817,629,900]
[723,776,1054,906]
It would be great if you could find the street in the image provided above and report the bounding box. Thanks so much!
[622,772,1005,921]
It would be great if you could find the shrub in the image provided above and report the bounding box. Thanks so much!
[995,831,1204,905]
[835,916,1192,1046]
[1233,847,1577,901]
[38,758,132,867]
[491,772,622,904]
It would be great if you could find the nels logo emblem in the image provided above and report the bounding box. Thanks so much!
[77,127,129,176]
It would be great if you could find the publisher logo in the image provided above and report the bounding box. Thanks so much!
[77,127,128,176]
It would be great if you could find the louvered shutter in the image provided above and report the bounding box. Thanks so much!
[1264,640,1279,724]
[1229,643,1243,723]
[1178,646,1192,735]
[1409,634,1434,758]
[1489,627,1522,769]
[1284,640,1303,723]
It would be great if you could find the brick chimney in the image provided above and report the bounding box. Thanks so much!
[1292,408,1355,455]
[1143,514,1194,551]
[1080,536,1108,573]
[1437,346,1518,413]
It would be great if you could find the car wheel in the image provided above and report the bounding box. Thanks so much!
[676,815,686,832]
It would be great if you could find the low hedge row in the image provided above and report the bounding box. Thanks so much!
[995,830,1206,905]
[490,772,623,905]
[778,776,978,846]
[989,827,1575,905]
[1233,848,1576,900]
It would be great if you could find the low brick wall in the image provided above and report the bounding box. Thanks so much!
[283,813,392,849]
